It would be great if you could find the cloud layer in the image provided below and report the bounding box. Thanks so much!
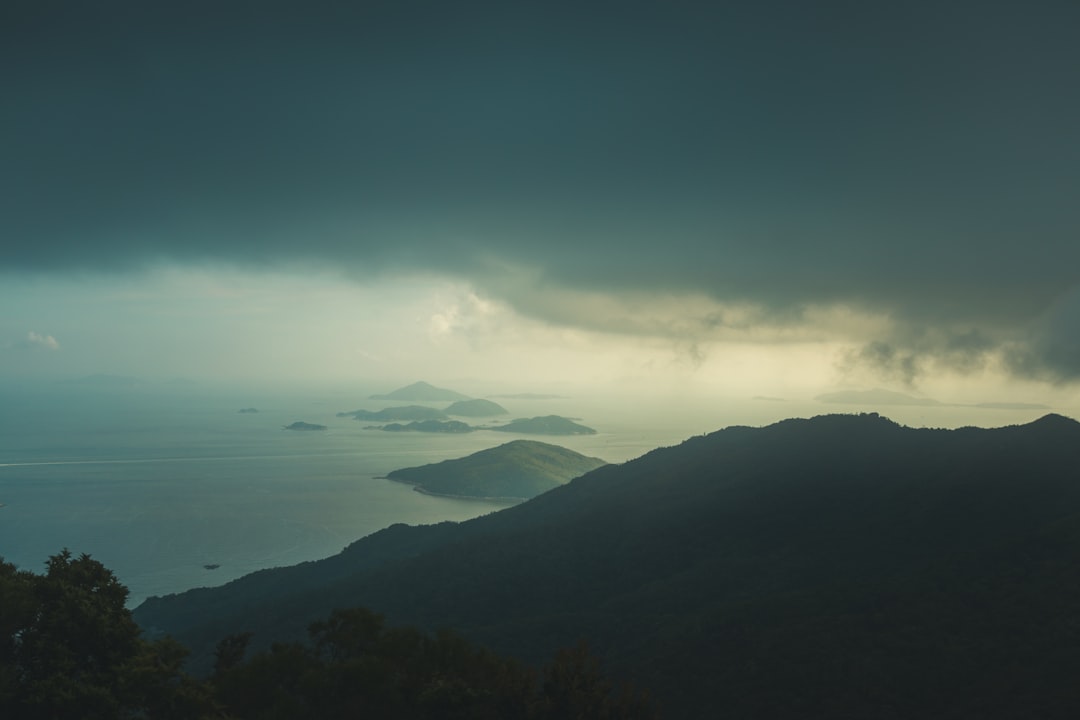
[3,1,1079,382]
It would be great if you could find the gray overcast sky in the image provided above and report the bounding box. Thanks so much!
[2,1,1079,397]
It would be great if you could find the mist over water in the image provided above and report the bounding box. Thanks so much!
[0,383,1060,606]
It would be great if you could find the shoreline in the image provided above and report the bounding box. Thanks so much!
[378,475,526,504]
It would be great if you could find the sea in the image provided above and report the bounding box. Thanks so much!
[0,383,1060,607]
[0,385,706,607]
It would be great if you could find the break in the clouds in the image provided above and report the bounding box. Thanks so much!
[3,1,1079,383]
[11,332,60,351]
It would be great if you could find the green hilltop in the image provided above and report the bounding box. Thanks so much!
[386,439,607,500]
[445,398,509,417]
[490,415,597,435]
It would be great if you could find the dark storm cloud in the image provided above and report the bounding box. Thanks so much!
[3,1,1079,378]
[841,330,998,388]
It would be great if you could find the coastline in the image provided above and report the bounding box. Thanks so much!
[378,475,526,504]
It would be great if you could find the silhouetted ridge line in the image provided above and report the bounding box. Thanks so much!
[135,413,1080,719]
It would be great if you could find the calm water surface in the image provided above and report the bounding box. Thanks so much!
[0,386,1057,606]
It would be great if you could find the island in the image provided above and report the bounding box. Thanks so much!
[337,405,448,421]
[283,421,327,431]
[385,439,607,500]
[203,564,220,570]
[237,407,259,414]
[489,415,597,435]
[370,381,472,402]
[815,388,942,406]
[378,420,473,433]
[444,399,508,417]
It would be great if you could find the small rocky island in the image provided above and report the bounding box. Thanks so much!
[237,407,259,414]
[283,421,327,431]
[385,439,607,500]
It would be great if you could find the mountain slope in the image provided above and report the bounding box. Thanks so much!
[386,439,607,499]
[135,413,1080,719]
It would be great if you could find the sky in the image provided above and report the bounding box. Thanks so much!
[2,1,1079,409]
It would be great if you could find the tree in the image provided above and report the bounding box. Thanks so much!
[0,550,212,719]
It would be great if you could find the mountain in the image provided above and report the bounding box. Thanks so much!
[135,413,1080,718]
[444,398,509,417]
[337,405,448,421]
[489,415,597,435]
[386,439,607,500]
[378,420,473,433]
[370,381,471,402]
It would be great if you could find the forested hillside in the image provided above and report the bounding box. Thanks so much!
[136,413,1080,718]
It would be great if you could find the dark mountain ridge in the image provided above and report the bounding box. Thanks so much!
[135,413,1080,718]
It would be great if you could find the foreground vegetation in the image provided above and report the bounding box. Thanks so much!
[0,551,654,719]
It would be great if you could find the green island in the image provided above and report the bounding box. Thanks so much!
[337,405,448,421]
[283,421,327,431]
[385,439,607,500]
[369,381,471,402]
[444,398,509,416]
[378,420,473,433]
[490,415,597,435]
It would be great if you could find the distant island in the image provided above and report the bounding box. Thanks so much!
[445,399,508,417]
[379,420,473,433]
[283,421,327,431]
[370,381,471,402]
[385,439,607,500]
[816,389,942,406]
[817,388,1050,411]
[237,408,259,414]
[338,405,448,421]
[490,415,597,435]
